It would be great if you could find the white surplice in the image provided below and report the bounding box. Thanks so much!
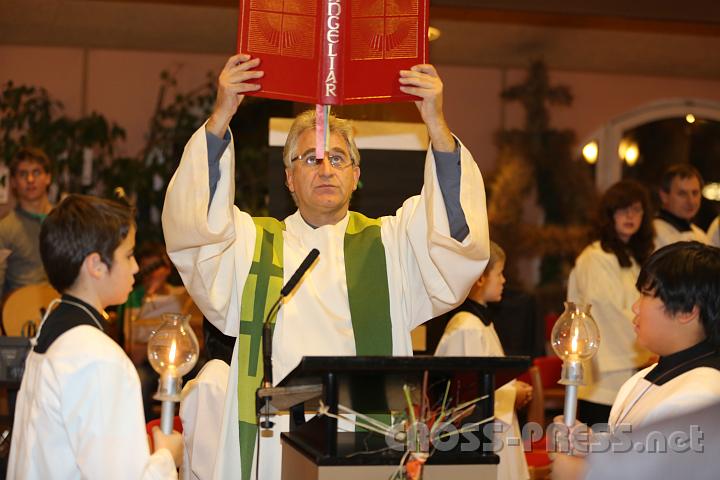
[567,242,653,405]
[435,311,530,480]
[8,325,177,480]
[161,125,490,480]
[653,218,710,250]
[609,365,720,430]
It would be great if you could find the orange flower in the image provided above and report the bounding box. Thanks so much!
[405,452,428,480]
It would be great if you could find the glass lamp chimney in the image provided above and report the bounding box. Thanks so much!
[147,313,199,434]
[551,302,600,428]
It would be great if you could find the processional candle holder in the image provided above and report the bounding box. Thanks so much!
[550,302,600,428]
[147,313,199,434]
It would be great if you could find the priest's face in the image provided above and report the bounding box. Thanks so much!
[285,130,360,226]
[659,175,702,221]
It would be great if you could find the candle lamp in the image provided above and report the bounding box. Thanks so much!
[147,313,199,434]
[550,302,600,428]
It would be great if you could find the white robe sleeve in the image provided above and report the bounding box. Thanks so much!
[494,382,519,427]
[180,359,230,480]
[381,139,489,329]
[59,354,177,479]
[162,125,256,336]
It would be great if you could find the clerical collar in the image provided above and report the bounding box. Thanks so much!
[33,294,110,354]
[657,209,693,233]
[457,298,492,327]
[644,339,720,386]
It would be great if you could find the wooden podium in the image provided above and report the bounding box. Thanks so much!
[259,356,530,480]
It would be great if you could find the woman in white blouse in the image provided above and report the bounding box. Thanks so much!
[567,180,655,427]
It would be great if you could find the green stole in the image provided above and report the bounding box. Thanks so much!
[236,212,393,480]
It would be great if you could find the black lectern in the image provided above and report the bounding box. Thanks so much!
[259,355,529,480]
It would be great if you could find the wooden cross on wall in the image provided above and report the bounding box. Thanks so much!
[501,61,573,134]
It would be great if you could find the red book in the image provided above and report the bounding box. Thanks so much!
[237,0,429,105]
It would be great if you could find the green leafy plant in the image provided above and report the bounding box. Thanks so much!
[102,69,218,242]
[0,82,125,197]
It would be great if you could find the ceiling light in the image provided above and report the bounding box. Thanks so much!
[624,144,639,166]
[582,141,598,164]
[618,139,639,166]
[702,183,720,201]
[618,139,629,160]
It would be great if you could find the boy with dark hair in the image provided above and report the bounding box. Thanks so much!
[8,147,52,176]
[611,241,720,428]
[552,241,720,479]
[8,194,182,479]
[0,147,54,298]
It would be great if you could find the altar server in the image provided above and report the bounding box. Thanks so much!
[552,241,720,479]
[606,241,720,428]
[435,241,532,480]
[8,194,182,479]
[653,163,710,249]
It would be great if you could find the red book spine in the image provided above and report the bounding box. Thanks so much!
[317,0,345,105]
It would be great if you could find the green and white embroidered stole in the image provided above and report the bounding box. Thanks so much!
[236,212,393,480]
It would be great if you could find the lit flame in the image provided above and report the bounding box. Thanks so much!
[570,323,580,354]
[169,340,176,364]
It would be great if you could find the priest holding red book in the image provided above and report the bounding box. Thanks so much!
[162,53,490,480]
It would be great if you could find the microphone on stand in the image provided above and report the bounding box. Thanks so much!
[259,248,319,429]
[280,248,320,297]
